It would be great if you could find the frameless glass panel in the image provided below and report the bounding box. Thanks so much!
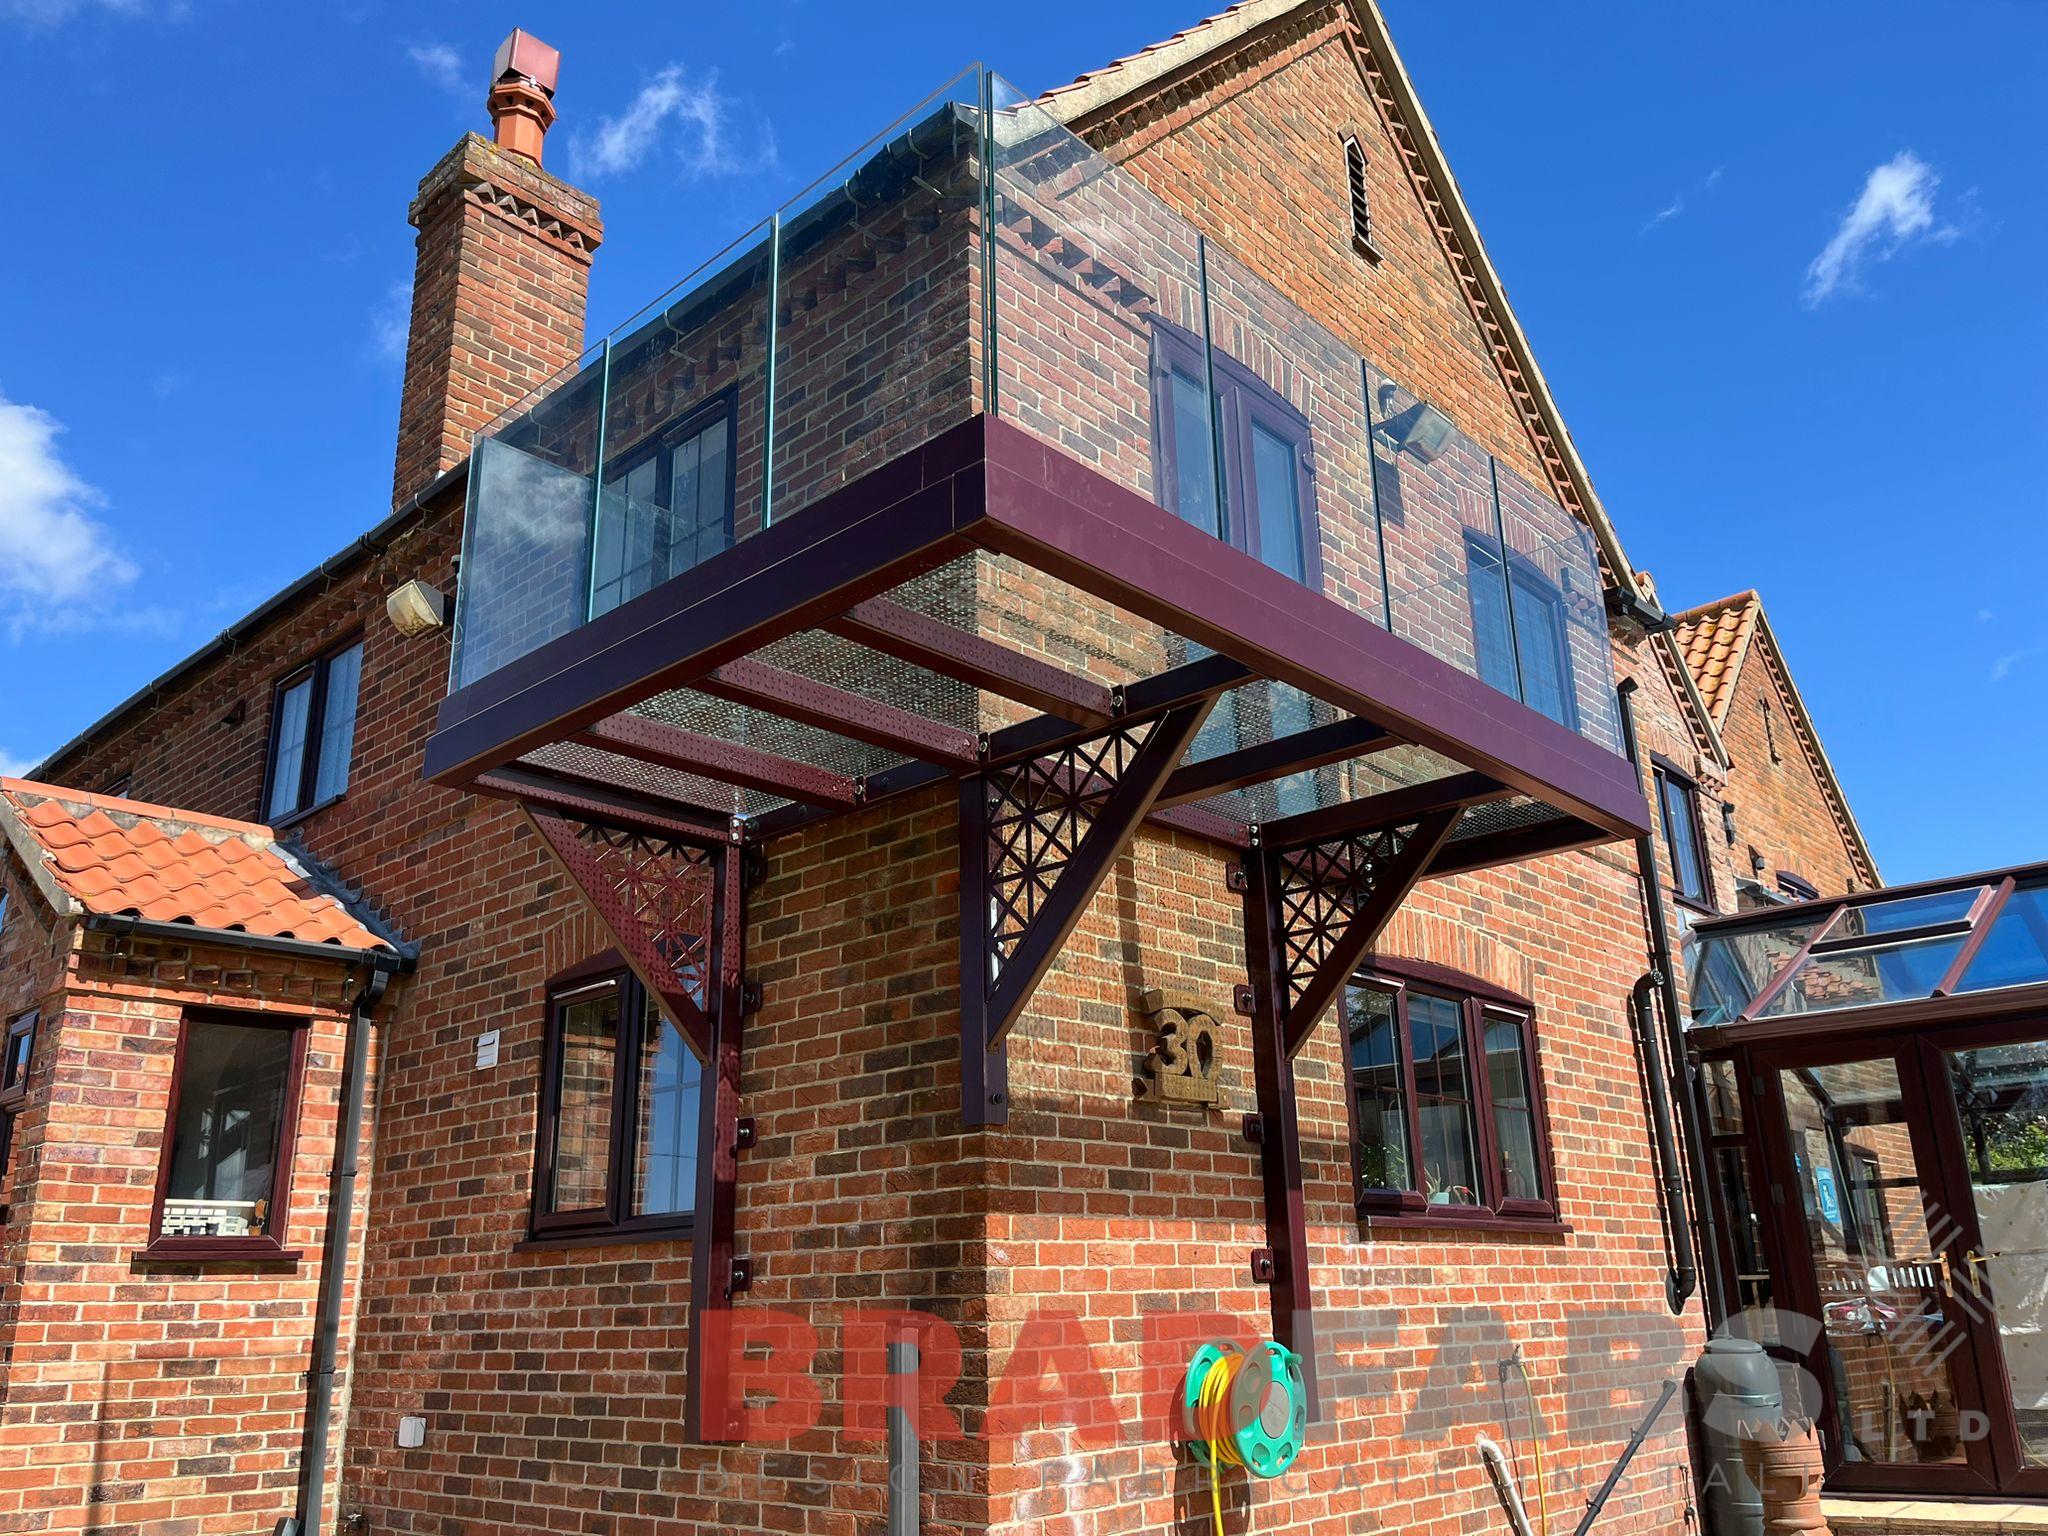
[1760,936,1967,1018]
[772,70,983,524]
[989,76,1216,518]
[549,989,620,1214]
[1347,983,1410,1195]
[162,1020,293,1240]
[632,998,703,1218]
[1410,993,1481,1206]
[1484,1014,1544,1202]
[1782,1057,1971,1468]
[1494,460,1621,751]
[1957,882,2048,994]
[312,642,362,803]
[267,677,313,821]
[1947,1039,2048,1466]
[1831,888,1984,940]
[452,354,606,688]
[1689,917,1831,1026]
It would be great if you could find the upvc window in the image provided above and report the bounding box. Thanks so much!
[531,959,704,1242]
[264,637,364,823]
[148,1011,307,1258]
[1150,323,1321,587]
[1653,761,1715,912]
[1467,534,1578,730]
[594,392,736,618]
[1345,961,1558,1224]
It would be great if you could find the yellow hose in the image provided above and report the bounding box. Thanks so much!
[1196,1349,1249,1536]
[1516,1357,1551,1536]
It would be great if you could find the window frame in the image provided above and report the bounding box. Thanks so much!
[0,1009,34,1110]
[143,1007,310,1262]
[1345,958,1561,1229]
[594,387,739,617]
[1463,530,1581,732]
[1652,756,1718,914]
[1148,320,1324,589]
[528,953,704,1246]
[260,633,365,827]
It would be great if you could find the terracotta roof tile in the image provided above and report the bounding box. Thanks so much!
[1671,592,1761,730]
[0,778,393,954]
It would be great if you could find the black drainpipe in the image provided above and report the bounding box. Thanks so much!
[1615,678,1728,1329]
[1630,972,1695,1312]
[279,951,400,1536]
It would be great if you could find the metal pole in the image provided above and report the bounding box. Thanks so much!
[584,336,612,622]
[887,1337,920,1536]
[761,215,782,528]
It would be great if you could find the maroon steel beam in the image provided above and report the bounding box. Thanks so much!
[983,702,1215,1051]
[1154,717,1396,812]
[1423,813,1609,881]
[957,775,1006,1128]
[1260,770,1507,852]
[475,765,737,843]
[686,843,748,1444]
[972,417,1650,841]
[700,658,978,767]
[575,714,857,810]
[424,418,989,787]
[825,597,1119,730]
[522,807,714,1060]
[1279,808,1461,1059]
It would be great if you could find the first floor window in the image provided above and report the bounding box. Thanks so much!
[1654,762,1715,911]
[595,393,736,618]
[152,1011,306,1254]
[533,959,704,1240]
[1467,533,1577,729]
[264,637,364,822]
[1345,961,1557,1223]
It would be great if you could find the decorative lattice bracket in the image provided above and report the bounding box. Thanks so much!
[525,809,719,1059]
[958,702,1213,1127]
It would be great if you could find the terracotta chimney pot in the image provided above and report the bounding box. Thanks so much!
[488,28,560,164]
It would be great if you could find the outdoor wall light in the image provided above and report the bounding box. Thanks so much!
[1721,801,1738,844]
[386,579,448,638]
[1377,386,1456,463]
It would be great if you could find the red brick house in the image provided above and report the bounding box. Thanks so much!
[0,3,1930,1534]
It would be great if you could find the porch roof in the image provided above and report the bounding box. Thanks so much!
[1689,861,2048,1038]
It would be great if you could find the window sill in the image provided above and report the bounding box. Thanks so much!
[1358,1210,1571,1239]
[1353,235,1383,266]
[268,793,346,832]
[517,1220,695,1254]
[133,1240,302,1266]
[1673,892,1721,918]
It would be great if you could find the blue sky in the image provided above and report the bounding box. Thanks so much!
[0,0,2040,884]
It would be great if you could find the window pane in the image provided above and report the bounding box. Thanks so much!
[1249,420,1305,582]
[549,990,620,1213]
[1409,993,1481,1205]
[632,1001,703,1218]
[1510,572,1571,726]
[688,415,732,566]
[1347,984,1410,1194]
[1659,774,1706,903]
[1831,887,1981,939]
[1958,882,2048,993]
[1466,542,1518,698]
[312,643,362,803]
[162,1020,293,1239]
[1758,935,1966,1018]
[1168,370,1219,538]
[266,677,313,820]
[1484,1015,1544,1201]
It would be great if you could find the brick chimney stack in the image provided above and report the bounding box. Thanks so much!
[390,28,603,506]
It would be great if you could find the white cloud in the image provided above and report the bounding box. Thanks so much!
[370,278,412,364]
[1641,166,1725,236]
[408,42,465,98]
[1803,151,1954,306]
[569,65,777,182]
[1991,646,2042,684]
[0,748,39,779]
[0,390,140,636]
[0,0,147,23]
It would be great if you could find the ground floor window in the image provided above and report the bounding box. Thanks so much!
[1345,959,1558,1223]
[532,956,704,1241]
[150,1010,307,1257]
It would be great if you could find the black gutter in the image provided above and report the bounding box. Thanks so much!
[35,461,470,784]
[83,913,407,970]
[284,951,401,1536]
[1615,678,1728,1327]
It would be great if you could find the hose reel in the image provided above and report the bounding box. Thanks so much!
[1181,1339,1307,1480]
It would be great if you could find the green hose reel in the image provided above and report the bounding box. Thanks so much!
[1180,1340,1307,1479]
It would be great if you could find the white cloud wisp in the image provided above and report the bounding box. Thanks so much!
[1803,151,1954,307]
[570,65,776,182]
[0,391,139,635]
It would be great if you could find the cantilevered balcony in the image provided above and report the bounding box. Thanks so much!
[424,67,1648,862]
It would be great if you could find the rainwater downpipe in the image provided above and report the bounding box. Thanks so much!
[1615,678,1727,1328]
[279,951,401,1536]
